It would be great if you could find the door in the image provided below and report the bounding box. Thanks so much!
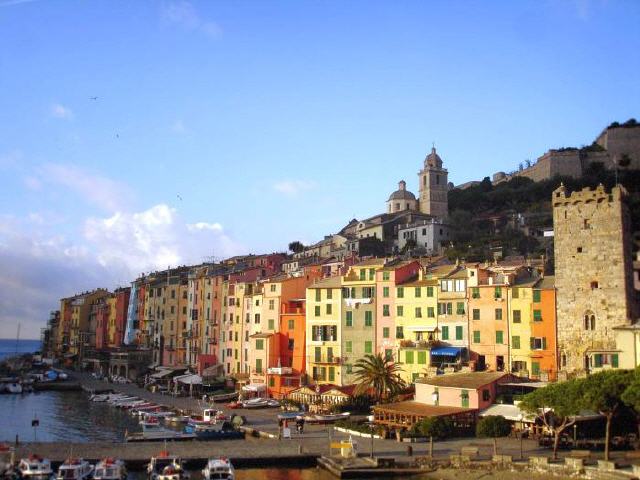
[478,355,486,371]
[496,356,504,371]
[461,389,469,408]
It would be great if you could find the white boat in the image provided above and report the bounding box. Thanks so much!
[146,411,175,419]
[147,452,188,480]
[5,382,23,394]
[241,398,269,409]
[56,458,93,480]
[93,458,126,480]
[305,412,350,423]
[165,415,189,424]
[17,454,52,478]
[202,457,234,480]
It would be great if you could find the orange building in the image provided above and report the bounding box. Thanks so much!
[468,283,510,371]
[530,277,557,380]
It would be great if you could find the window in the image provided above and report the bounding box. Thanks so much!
[383,327,390,338]
[396,326,404,339]
[405,351,414,364]
[383,286,390,298]
[364,311,373,326]
[496,331,503,344]
[270,284,276,292]
[256,339,264,350]
[531,337,547,350]
[362,287,374,298]
[415,307,422,318]
[513,310,521,323]
[255,359,262,374]
[364,341,372,354]
[314,347,321,362]
[397,287,404,298]
[397,306,404,317]
[327,289,332,299]
[315,290,321,302]
[345,341,352,353]
[383,272,390,281]
[369,268,375,281]
[455,325,463,340]
[383,305,390,317]
[590,281,599,290]
[326,304,332,315]
[441,326,449,340]
[314,306,320,317]
[427,286,434,297]
[342,287,350,298]
[494,287,502,299]
[268,319,274,330]
[288,339,294,350]
[473,330,480,343]
[346,364,352,374]
[531,362,540,376]
[359,269,366,281]
[577,247,582,253]
[495,308,503,320]
[415,287,421,297]
[269,377,275,387]
[471,287,480,299]
[427,307,435,318]
[472,309,480,320]
[288,319,294,330]
[512,336,520,349]
[328,367,335,382]
[584,313,596,330]
[417,351,427,364]
[385,349,393,360]
[512,288,519,299]
[456,302,465,315]
[533,290,541,303]
[482,389,491,402]
[533,310,542,322]
[346,311,353,327]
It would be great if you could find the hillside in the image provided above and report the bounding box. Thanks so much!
[445,163,640,262]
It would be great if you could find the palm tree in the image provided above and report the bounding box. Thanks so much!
[352,353,406,404]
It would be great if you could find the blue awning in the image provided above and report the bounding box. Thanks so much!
[430,346,464,357]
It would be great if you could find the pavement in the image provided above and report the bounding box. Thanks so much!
[31,372,633,466]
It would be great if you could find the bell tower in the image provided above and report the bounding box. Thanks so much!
[418,146,448,218]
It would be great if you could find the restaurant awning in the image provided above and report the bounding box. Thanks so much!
[150,368,182,379]
[177,374,203,385]
[431,346,465,356]
[242,383,266,392]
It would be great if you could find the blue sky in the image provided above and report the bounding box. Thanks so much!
[0,0,639,337]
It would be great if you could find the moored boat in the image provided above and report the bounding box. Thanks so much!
[147,452,187,480]
[0,443,14,476]
[165,415,189,424]
[17,454,53,478]
[93,458,126,480]
[304,412,350,423]
[209,392,238,403]
[202,457,234,480]
[56,458,93,480]
[240,398,269,409]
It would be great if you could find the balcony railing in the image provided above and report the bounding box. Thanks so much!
[309,356,341,364]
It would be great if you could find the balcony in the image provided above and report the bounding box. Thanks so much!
[309,356,341,365]
[399,340,433,349]
[266,366,293,375]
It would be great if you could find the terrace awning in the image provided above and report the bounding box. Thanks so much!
[431,346,464,357]
[178,374,202,385]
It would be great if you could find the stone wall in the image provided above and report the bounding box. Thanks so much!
[552,184,636,373]
[596,125,640,169]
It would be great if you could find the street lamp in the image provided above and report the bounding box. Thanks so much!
[367,414,375,458]
[517,413,524,460]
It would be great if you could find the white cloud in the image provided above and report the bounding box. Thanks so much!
[187,222,223,232]
[171,119,188,134]
[51,103,74,120]
[273,179,316,197]
[38,163,134,213]
[161,1,222,38]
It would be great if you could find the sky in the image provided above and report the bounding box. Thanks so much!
[0,0,639,338]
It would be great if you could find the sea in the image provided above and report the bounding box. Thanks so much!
[0,338,41,361]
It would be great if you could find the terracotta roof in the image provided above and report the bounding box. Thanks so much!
[536,276,555,289]
[373,401,472,417]
[416,371,508,389]
[308,276,342,289]
[352,258,387,267]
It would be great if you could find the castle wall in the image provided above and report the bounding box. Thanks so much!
[596,126,640,170]
[552,184,636,373]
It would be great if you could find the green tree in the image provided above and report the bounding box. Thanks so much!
[401,238,417,254]
[352,354,406,404]
[415,416,453,456]
[476,415,511,456]
[581,369,634,461]
[519,379,583,459]
[621,368,640,441]
[288,241,304,253]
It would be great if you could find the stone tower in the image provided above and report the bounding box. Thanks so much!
[418,146,448,218]
[553,184,637,374]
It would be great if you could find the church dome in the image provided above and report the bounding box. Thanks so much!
[387,180,416,201]
[425,146,443,168]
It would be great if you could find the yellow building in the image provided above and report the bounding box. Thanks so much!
[106,294,117,347]
[508,280,536,376]
[306,276,342,385]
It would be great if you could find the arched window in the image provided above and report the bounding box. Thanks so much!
[584,311,596,330]
[590,315,596,330]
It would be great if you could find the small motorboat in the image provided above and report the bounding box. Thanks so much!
[277,411,304,421]
[209,392,238,403]
[147,452,188,480]
[241,398,269,409]
[304,412,350,423]
[93,458,126,480]
[202,457,234,480]
[146,410,175,419]
[5,382,23,394]
[165,415,189,424]
[17,454,52,478]
[140,415,161,428]
[56,458,93,480]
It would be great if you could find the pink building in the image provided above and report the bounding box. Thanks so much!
[415,371,513,410]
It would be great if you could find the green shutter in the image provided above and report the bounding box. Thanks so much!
[397,287,404,298]
[418,351,427,364]
[346,311,353,326]
[612,354,619,368]
[532,362,540,376]
[268,319,274,330]
[542,337,547,350]
[255,358,262,373]
[345,341,352,353]
[396,326,404,339]
[512,336,520,349]
[415,287,421,297]
[315,306,320,316]
[533,310,542,321]
[315,289,321,301]
[427,307,435,318]
[383,286,389,298]
[383,327,389,338]
[383,272,390,281]
[496,331,503,344]
[328,367,335,382]
[533,290,541,303]
[455,326,463,340]
[405,351,414,364]
[364,341,372,354]
[473,331,480,343]
[594,354,602,367]
[441,326,449,340]
[427,286,433,297]
[315,347,321,362]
